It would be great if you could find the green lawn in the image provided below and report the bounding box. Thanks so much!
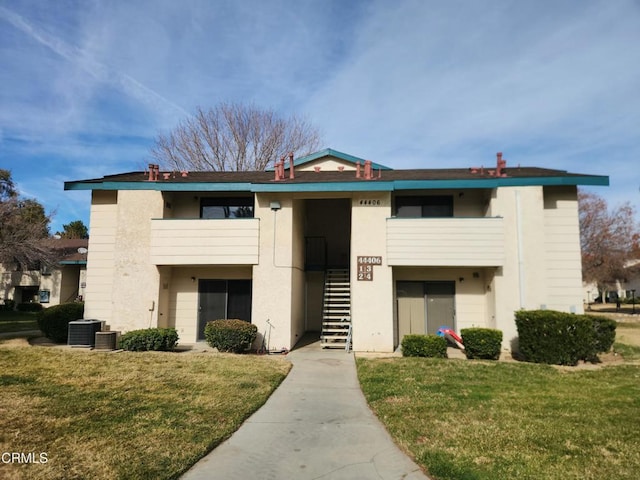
[0,341,290,480]
[357,357,640,480]
[0,310,39,333]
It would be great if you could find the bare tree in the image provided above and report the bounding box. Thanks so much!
[150,103,322,171]
[579,190,640,299]
[0,198,56,269]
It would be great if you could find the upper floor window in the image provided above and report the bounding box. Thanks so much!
[395,195,453,218]
[200,197,254,219]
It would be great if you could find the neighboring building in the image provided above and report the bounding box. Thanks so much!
[584,259,640,304]
[64,149,608,352]
[0,238,88,308]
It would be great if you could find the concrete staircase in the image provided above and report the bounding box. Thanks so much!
[320,269,352,350]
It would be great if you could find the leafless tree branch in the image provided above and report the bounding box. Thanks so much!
[150,102,322,171]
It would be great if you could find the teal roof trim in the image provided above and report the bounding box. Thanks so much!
[391,175,609,190]
[65,175,608,193]
[65,181,254,192]
[266,148,393,171]
[59,260,87,265]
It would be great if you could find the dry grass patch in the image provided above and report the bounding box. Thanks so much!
[0,344,290,480]
[357,357,640,480]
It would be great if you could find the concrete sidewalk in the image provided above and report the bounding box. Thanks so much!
[182,339,429,480]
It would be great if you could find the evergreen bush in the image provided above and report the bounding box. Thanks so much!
[461,328,503,360]
[515,310,615,365]
[204,319,257,353]
[401,334,448,358]
[36,302,84,343]
[119,328,179,352]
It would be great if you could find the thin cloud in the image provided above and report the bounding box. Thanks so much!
[0,5,188,119]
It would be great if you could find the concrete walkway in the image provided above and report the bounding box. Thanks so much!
[182,338,429,480]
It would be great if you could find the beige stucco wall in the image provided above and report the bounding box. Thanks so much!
[296,157,357,172]
[350,192,394,351]
[84,190,164,333]
[84,191,118,322]
[490,186,545,347]
[543,186,583,313]
[109,190,165,332]
[251,194,297,350]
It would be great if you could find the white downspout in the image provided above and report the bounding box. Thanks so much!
[515,190,525,309]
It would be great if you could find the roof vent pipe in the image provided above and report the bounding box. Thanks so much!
[364,160,372,180]
[289,152,295,179]
[496,152,507,177]
[356,161,361,178]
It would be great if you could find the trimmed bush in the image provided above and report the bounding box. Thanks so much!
[36,302,84,343]
[587,315,617,353]
[119,328,179,352]
[401,334,448,358]
[18,302,44,312]
[515,310,616,366]
[461,328,502,360]
[204,319,258,353]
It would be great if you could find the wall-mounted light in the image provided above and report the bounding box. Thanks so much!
[459,277,465,283]
[270,201,281,211]
[191,276,196,283]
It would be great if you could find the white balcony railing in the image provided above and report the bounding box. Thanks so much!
[386,217,504,267]
[150,218,259,265]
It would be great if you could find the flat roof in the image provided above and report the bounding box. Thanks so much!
[65,166,609,192]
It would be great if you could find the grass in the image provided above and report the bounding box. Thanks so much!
[615,321,640,361]
[0,310,39,333]
[0,340,290,480]
[357,357,640,480]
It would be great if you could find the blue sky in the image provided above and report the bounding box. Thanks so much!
[1,0,639,233]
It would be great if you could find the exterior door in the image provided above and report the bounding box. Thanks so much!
[198,280,226,340]
[425,281,455,335]
[197,280,252,340]
[397,280,456,342]
[397,282,427,338]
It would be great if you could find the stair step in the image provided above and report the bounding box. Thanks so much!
[321,269,352,350]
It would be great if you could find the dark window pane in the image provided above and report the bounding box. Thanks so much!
[395,196,453,218]
[200,197,254,218]
[227,280,252,322]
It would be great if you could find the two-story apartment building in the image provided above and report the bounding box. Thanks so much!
[64,149,608,352]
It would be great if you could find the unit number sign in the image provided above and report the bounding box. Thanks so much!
[357,256,382,281]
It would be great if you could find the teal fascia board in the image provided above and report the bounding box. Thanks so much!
[391,175,609,190]
[59,260,87,265]
[65,174,608,193]
[65,181,254,192]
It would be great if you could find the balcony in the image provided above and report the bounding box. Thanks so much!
[150,219,259,265]
[386,217,504,267]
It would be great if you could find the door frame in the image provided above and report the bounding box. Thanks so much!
[197,279,252,341]
[395,280,456,343]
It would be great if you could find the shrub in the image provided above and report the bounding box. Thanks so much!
[119,328,179,352]
[204,319,257,353]
[36,302,84,343]
[461,328,503,360]
[1,299,16,311]
[586,315,616,353]
[401,334,448,358]
[515,310,615,366]
[18,302,44,312]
